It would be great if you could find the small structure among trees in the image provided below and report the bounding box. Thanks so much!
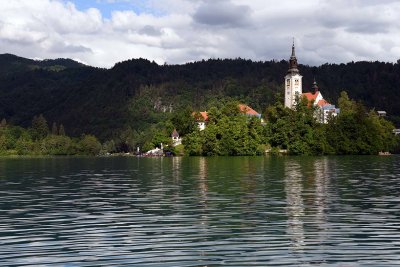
[171,129,182,146]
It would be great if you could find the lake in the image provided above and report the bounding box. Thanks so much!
[0,156,399,266]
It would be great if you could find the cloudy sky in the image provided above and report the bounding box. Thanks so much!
[1,0,399,68]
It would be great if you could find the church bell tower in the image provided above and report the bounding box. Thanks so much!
[284,40,302,109]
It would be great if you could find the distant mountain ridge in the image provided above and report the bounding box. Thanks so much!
[0,53,399,140]
[0,54,88,76]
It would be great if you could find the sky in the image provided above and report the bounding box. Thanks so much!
[1,0,400,68]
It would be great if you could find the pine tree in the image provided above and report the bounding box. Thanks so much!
[52,122,58,135]
[59,124,66,136]
[31,114,49,140]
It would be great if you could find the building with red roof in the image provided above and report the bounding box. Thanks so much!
[238,104,262,118]
[284,41,339,123]
[192,111,209,131]
[193,104,261,130]
[301,79,340,123]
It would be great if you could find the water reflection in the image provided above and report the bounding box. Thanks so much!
[172,156,182,182]
[313,158,330,236]
[284,160,305,250]
[284,157,338,254]
[0,156,400,266]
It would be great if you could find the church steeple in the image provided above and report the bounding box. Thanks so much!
[284,38,303,109]
[287,39,299,74]
[312,77,319,93]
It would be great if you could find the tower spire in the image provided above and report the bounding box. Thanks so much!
[287,38,299,74]
[291,37,296,57]
[312,77,319,93]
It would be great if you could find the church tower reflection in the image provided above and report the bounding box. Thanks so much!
[312,158,331,240]
[284,160,305,250]
[284,157,334,252]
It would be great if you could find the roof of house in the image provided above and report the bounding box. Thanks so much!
[238,104,260,116]
[193,104,260,121]
[302,92,333,107]
[199,111,208,121]
[171,129,179,137]
[193,111,209,121]
[317,99,330,107]
[302,92,319,102]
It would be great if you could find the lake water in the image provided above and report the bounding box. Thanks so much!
[0,156,399,266]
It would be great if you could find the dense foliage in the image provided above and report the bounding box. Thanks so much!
[183,95,398,156]
[183,101,265,156]
[1,54,400,144]
[0,116,101,156]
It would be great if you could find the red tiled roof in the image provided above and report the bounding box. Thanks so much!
[192,111,209,121]
[193,104,260,121]
[238,104,260,116]
[199,111,208,121]
[317,99,330,107]
[302,92,318,101]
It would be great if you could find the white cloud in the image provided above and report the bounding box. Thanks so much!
[0,0,400,67]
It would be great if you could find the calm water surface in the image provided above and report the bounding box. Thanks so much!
[0,156,399,266]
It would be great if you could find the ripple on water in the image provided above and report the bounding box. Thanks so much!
[0,156,400,266]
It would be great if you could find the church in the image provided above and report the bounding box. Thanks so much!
[284,41,340,123]
[193,41,339,131]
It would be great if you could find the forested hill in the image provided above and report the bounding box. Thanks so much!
[0,53,399,140]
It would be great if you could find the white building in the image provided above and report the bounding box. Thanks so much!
[194,112,208,131]
[284,41,303,109]
[377,111,387,117]
[171,129,182,146]
[302,80,340,123]
[285,41,339,123]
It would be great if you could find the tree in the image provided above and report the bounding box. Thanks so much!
[51,122,58,135]
[78,135,102,155]
[41,135,73,155]
[338,91,357,115]
[171,106,196,136]
[325,92,396,154]
[59,124,66,136]
[31,114,49,140]
[182,131,203,156]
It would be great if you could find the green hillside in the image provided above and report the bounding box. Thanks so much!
[0,54,399,141]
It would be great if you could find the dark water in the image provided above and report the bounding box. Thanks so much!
[0,156,399,266]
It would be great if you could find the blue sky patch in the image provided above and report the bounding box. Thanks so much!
[64,0,151,18]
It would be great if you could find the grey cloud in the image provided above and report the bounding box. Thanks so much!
[345,23,389,34]
[319,15,390,34]
[193,0,252,27]
[138,25,162,36]
[2,1,400,68]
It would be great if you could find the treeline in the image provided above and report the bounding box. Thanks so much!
[182,92,399,156]
[1,92,398,156]
[0,115,102,156]
[1,54,400,142]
